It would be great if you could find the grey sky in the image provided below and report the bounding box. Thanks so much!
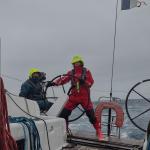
[0,0,150,100]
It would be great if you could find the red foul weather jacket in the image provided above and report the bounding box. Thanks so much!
[55,65,94,110]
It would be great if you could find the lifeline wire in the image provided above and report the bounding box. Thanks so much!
[2,74,23,82]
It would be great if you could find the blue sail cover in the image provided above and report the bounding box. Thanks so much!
[121,0,138,10]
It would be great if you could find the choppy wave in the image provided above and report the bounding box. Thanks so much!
[69,101,147,140]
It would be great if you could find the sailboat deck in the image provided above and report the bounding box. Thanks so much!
[65,132,144,150]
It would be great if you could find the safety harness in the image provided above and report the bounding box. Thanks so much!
[71,67,87,86]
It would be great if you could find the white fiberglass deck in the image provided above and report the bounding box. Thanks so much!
[6,94,68,150]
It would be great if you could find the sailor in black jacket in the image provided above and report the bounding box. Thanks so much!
[19,68,53,112]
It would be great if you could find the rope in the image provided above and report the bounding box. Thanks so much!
[20,123,29,150]
[9,116,42,150]
[0,78,18,150]
[0,38,1,77]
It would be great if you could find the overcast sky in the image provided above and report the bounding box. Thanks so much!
[0,0,150,101]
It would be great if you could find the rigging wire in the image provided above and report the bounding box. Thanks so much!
[2,74,23,82]
[107,0,119,137]
[110,0,119,100]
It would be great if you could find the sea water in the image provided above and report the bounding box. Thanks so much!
[69,100,148,140]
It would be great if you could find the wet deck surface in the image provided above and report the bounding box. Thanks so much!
[64,145,105,150]
[64,132,144,150]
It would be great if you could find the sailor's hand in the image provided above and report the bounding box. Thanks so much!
[46,81,56,87]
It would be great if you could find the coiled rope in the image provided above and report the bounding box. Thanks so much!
[0,77,18,150]
[9,116,42,150]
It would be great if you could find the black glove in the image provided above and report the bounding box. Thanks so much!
[46,81,56,87]
[79,78,85,85]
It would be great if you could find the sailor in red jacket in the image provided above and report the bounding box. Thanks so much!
[55,55,103,140]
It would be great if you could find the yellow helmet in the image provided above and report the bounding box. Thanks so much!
[29,68,40,77]
[71,55,84,64]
